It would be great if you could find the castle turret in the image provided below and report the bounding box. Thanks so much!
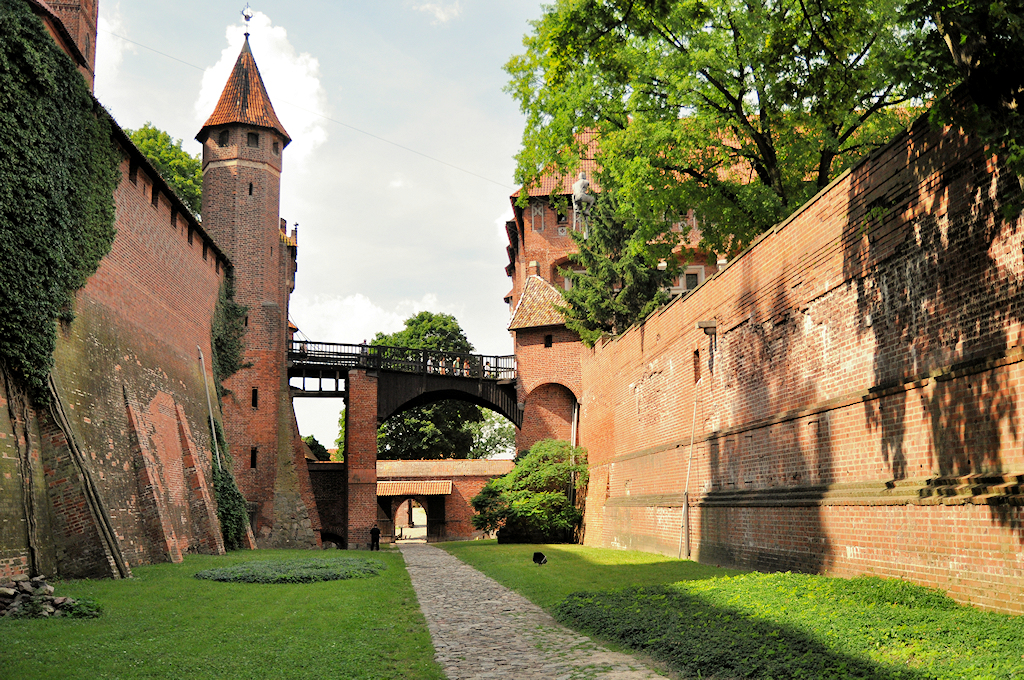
[197,36,318,548]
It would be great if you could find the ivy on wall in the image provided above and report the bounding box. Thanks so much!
[0,0,120,401]
[210,276,252,549]
[211,275,250,397]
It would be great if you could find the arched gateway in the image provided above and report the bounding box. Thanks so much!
[290,341,519,549]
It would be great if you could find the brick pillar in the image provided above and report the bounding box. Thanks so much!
[345,370,378,549]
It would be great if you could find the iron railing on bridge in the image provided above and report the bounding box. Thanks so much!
[288,341,516,381]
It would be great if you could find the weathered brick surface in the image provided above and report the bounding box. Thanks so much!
[0,139,231,578]
[200,115,318,549]
[579,117,1024,612]
[345,370,379,549]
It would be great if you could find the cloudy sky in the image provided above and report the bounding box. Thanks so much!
[94,1,545,446]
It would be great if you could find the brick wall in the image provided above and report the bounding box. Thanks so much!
[201,122,318,549]
[375,459,514,541]
[579,115,1024,613]
[515,327,582,453]
[345,370,379,549]
[0,138,230,579]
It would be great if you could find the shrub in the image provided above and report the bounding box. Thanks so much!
[471,439,587,541]
[194,557,386,584]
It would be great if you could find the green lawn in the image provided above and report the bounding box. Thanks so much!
[439,541,1024,680]
[437,539,745,608]
[1,548,444,680]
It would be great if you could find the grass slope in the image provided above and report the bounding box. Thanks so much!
[1,549,443,680]
[440,541,1024,680]
[438,540,744,609]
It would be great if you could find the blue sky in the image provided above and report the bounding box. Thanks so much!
[94,1,545,445]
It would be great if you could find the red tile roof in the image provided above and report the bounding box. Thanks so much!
[197,37,290,146]
[509,275,567,330]
[513,129,601,198]
[377,480,453,496]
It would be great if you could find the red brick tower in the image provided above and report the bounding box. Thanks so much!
[197,36,319,548]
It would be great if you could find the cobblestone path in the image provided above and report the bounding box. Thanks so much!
[400,543,668,680]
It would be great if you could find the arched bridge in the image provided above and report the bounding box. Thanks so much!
[287,341,521,427]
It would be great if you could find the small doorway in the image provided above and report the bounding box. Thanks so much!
[394,498,427,543]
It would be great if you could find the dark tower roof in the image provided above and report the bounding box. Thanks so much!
[196,36,291,146]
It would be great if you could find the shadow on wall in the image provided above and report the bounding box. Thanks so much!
[844,115,1022,533]
[702,264,835,573]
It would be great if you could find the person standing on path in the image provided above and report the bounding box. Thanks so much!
[369,524,381,551]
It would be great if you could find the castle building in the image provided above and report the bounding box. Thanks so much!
[504,149,717,455]
[196,35,320,548]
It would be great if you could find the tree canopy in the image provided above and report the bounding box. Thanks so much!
[466,410,516,460]
[373,312,486,460]
[126,122,203,216]
[507,0,950,254]
[910,0,1024,181]
[559,193,680,345]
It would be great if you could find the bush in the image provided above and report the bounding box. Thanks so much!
[194,557,385,584]
[471,439,587,542]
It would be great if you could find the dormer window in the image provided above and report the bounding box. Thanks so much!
[217,130,229,147]
[247,132,259,148]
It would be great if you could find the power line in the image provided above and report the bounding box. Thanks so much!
[100,30,516,190]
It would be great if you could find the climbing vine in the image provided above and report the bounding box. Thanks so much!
[209,280,252,548]
[211,275,250,397]
[210,418,251,550]
[0,0,120,401]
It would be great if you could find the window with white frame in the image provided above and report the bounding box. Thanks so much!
[669,266,705,296]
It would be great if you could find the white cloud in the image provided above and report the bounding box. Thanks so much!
[94,5,134,99]
[289,292,463,345]
[195,12,328,168]
[413,2,462,24]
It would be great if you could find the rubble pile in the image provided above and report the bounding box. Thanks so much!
[0,575,91,618]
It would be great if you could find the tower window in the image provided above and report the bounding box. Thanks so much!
[247,132,259,148]
[544,334,553,348]
[151,186,159,208]
[272,141,279,155]
[218,130,229,147]
[128,161,138,184]
[187,227,193,245]
[693,350,701,384]
[244,316,249,327]
[202,241,208,260]
[248,182,253,195]
[251,387,259,409]
[250,447,258,469]
[170,208,177,228]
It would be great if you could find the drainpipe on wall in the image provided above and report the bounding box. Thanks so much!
[679,376,702,559]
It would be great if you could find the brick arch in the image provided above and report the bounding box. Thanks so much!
[379,387,520,429]
[519,381,579,454]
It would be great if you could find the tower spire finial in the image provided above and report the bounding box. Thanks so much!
[241,3,254,39]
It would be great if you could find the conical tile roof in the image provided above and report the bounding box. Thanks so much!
[197,37,290,146]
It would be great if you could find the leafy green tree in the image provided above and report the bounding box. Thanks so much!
[909,0,1024,183]
[126,122,202,215]
[373,312,484,460]
[0,0,120,400]
[506,0,948,254]
[302,434,331,461]
[471,439,588,540]
[559,193,680,345]
[466,410,516,459]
